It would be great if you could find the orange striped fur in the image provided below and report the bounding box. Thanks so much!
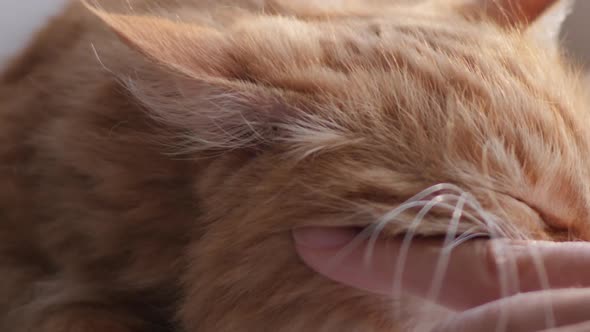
[0,0,586,331]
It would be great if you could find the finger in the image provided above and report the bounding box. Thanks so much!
[538,321,590,332]
[293,227,590,310]
[437,289,590,332]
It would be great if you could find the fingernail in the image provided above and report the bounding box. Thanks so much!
[293,227,358,249]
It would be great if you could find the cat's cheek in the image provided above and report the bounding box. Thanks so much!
[178,224,400,331]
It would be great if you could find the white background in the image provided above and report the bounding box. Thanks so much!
[0,0,68,66]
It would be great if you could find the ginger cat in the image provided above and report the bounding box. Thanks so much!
[0,0,588,331]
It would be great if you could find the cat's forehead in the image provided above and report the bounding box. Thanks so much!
[239,11,586,159]
[225,11,548,101]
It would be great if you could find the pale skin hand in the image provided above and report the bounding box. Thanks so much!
[293,227,590,332]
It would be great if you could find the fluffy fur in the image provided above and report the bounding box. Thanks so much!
[0,0,588,331]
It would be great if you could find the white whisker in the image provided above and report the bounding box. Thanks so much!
[426,193,467,304]
[526,245,555,329]
[446,230,488,250]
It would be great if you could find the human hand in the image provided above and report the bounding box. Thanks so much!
[293,227,590,331]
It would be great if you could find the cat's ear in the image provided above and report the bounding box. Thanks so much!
[85,3,296,152]
[454,0,570,25]
[84,2,231,79]
[453,0,574,48]
[525,0,573,50]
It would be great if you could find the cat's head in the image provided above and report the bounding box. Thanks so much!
[90,0,589,330]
